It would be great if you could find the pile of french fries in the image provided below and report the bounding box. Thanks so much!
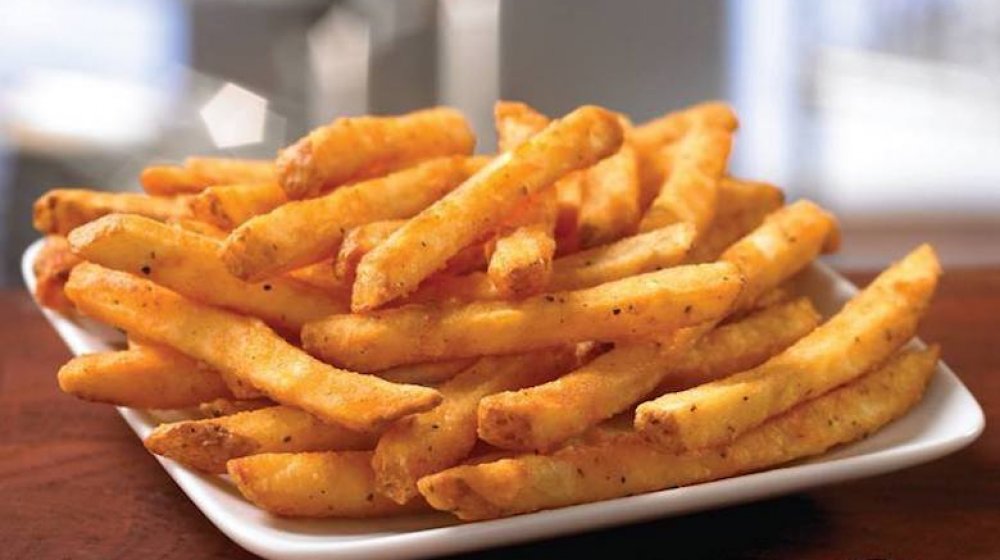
[32,101,942,521]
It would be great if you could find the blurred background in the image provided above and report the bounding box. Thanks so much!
[2,0,998,287]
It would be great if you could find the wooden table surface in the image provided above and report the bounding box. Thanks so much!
[2,269,997,560]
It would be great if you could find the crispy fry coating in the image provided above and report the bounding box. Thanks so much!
[489,101,560,297]
[351,106,625,311]
[578,143,641,248]
[277,107,475,199]
[145,405,378,473]
[421,346,938,520]
[32,235,82,312]
[189,182,287,229]
[222,156,483,281]
[57,346,232,408]
[638,125,733,235]
[33,189,192,236]
[141,158,275,196]
[375,358,479,385]
[229,451,426,518]
[650,297,821,395]
[407,223,694,304]
[334,220,406,281]
[373,348,578,504]
[305,262,743,371]
[685,177,785,264]
[636,245,940,451]
[68,214,346,332]
[65,263,442,431]
[632,101,738,206]
[475,202,836,451]
[200,398,273,418]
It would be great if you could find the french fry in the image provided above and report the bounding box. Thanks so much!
[406,223,695,304]
[168,217,228,239]
[494,100,549,151]
[32,235,82,313]
[351,105,625,311]
[650,297,821,395]
[420,346,939,520]
[65,263,442,431]
[57,346,233,409]
[478,298,819,452]
[222,156,484,281]
[285,259,351,296]
[277,107,475,199]
[200,398,273,418]
[375,358,479,385]
[721,200,839,310]
[578,143,641,248]
[141,158,275,196]
[488,101,560,297]
[685,177,785,263]
[476,202,836,451]
[33,189,192,236]
[635,245,941,451]
[68,214,347,332]
[228,451,425,518]
[638,124,733,235]
[145,405,378,473]
[189,182,287,229]
[373,348,578,504]
[486,194,558,298]
[335,220,407,281]
[553,171,585,255]
[631,101,738,206]
[305,261,742,371]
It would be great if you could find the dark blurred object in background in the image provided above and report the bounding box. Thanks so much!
[1,0,997,287]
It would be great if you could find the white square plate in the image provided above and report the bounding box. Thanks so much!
[22,238,984,560]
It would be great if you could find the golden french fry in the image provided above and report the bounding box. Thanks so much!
[285,259,351,296]
[222,156,483,282]
[277,107,475,199]
[554,171,585,256]
[141,158,275,196]
[636,245,941,451]
[57,346,232,408]
[33,189,192,236]
[685,177,785,264]
[407,223,694,304]
[65,263,442,431]
[189,182,287,229]
[578,143,641,248]
[375,358,479,385]
[476,202,837,451]
[68,214,346,332]
[373,348,578,504]
[335,220,407,281]
[478,298,820,452]
[200,398,274,418]
[487,193,558,298]
[145,405,378,473]
[167,217,228,239]
[650,297,821,395]
[32,235,82,313]
[421,345,939,520]
[488,101,560,297]
[351,105,625,311]
[305,261,742,371]
[638,125,733,234]
[631,101,738,206]
[721,200,839,310]
[228,451,426,518]
[494,100,549,151]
